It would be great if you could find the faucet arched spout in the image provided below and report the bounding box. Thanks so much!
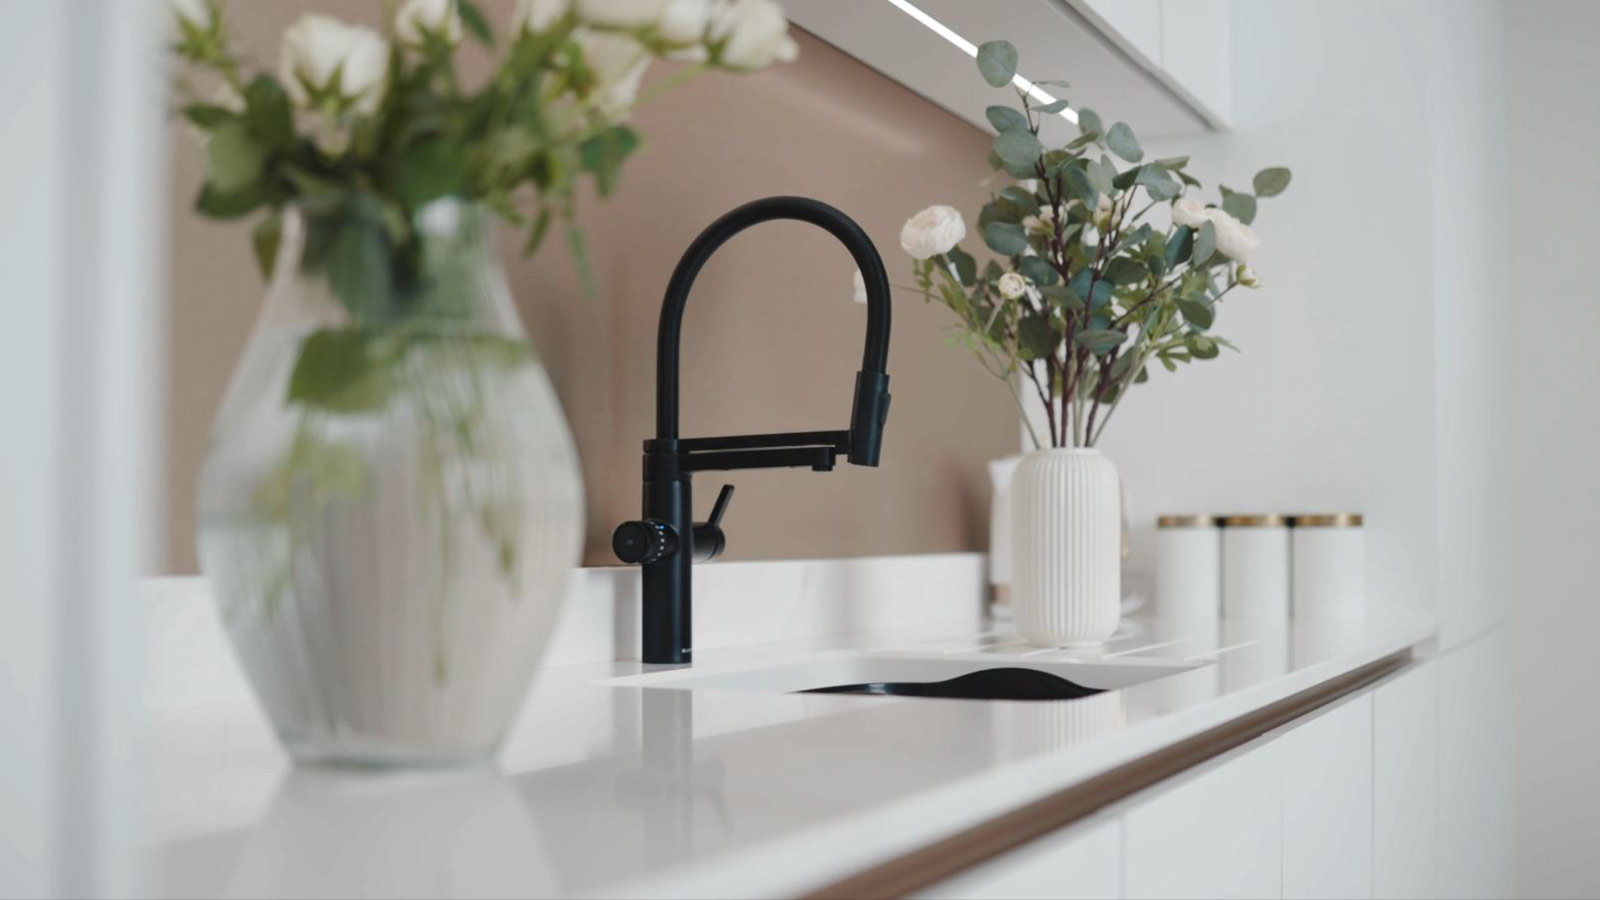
[654,196,892,466]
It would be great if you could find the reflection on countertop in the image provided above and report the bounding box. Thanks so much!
[146,611,1433,899]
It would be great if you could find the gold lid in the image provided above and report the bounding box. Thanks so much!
[1157,514,1219,528]
[1289,513,1364,528]
[1220,514,1288,528]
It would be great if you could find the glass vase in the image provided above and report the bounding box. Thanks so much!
[197,198,584,766]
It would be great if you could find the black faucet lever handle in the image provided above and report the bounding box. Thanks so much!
[707,484,735,528]
[691,485,735,563]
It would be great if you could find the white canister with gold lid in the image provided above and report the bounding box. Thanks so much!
[1221,514,1291,621]
[1156,514,1221,620]
[1290,513,1365,618]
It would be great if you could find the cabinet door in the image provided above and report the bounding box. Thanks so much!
[916,815,1122,900]
[1277,694,1374,899]
[1372,662,1439,898]
[1124,737,1284,899]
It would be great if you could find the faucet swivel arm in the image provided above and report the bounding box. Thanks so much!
[614,196,893,665]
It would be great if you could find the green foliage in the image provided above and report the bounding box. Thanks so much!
[976,40,1018,87]
[986,105,1028,133]
[906,39,1292,448]
[1253,167,1293,197]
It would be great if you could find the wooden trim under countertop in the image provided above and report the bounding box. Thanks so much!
[803,651,1412,899]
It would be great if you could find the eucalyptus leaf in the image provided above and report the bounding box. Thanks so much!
[993,128,1044,169]
[1253,166,1292,197]
[1017,313,1054,360]
[1106,121,1143,162]
[1076,107,1103,139]
[1177,298,1214,330]
[976,40,1018,88]
[982,220,1029,255]
[998,185,1041,215]
[985,105,1028,134]
[1163,226,1193,271]
[1065,164,1099,206]
[1220,186,1258,224]
[1103,256,1147,285]
[1033,78,1070,88]
[1190,335,1220,359]
[1017,255,1058,286]
[1041,284,1082,313]
[1192,220,1216,266]
[1031,99,1071,115]
[947,246,977,286]
[1086,159,1118,198]
[1075,328,1127,355]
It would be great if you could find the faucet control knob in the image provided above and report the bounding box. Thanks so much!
[612,519,678,565]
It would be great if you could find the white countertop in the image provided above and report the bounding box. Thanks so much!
[144,576,1434,899]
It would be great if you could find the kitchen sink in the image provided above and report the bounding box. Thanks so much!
[600,651,1202,699]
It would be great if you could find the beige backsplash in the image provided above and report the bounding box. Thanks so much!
[164,7,1017,572]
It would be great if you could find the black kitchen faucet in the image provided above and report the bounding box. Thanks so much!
[611,196,893,665]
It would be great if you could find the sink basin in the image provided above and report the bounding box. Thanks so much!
[600,651,1201,699]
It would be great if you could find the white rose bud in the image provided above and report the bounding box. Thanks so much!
[396,0,463,46]
[1092,194,1114,231]
[1209,210,1260,263]
[1235,264,1259,288]
[514,0,571,33]
[708,0,798,70]
[998,272,1029,300]
[851,269,868,305]
[1172,196,1209,229]
[577,0,667,27]
[577,29,651,122]
[170,0,211,29]
[280,14,391,117]
[899,204,967,261]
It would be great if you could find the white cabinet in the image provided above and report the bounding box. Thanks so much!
[917,815,1122,900]
[1276,695,1374,899]
[1123,737,1284,899]
[920,648,1506,900]
[1373,661,1439,898]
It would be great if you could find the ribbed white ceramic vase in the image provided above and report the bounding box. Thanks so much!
[1010,447,1121,647]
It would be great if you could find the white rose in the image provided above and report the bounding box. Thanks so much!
[851,269,868,305]
[1209,210,1259,263]
[170,0,210,29]
[998,272,1028,300]
[899,205,967,260]
[1092,194,1114,231]
[1172,196,1209,229]
[577,29,651,122]
[514,0,571,33]
[660,0,711,43]
[395,0,462,46]
[280,14,390,117]
[577,0,666,27]
[708,0,798,69]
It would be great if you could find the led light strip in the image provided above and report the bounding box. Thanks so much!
[881,0,1080,125]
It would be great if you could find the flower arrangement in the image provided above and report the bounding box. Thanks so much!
[899,40,1291,449]
[168,0,797,292]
